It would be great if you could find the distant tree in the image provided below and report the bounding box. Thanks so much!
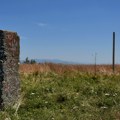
[24,57,36,64]
[24,57,30,64]
[30,59,36,64]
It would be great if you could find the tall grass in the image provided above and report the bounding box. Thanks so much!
[20,63,120,74]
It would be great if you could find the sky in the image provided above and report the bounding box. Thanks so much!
[1,0,120,64]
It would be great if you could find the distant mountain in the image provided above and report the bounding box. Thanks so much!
[35,59,78,64]
[21,59,79,64]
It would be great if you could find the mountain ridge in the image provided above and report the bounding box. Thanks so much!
[21,58,79,64]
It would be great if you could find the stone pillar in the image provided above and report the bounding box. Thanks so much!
[0,30,20,108]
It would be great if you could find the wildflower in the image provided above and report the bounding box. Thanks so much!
[101,106,108,109]
[45,101,48,104]
[31,92,35,95]
[105,93,110,96]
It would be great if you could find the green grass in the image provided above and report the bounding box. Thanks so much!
[1,72,120,120]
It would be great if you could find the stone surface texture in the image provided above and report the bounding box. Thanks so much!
[0,30,20,108]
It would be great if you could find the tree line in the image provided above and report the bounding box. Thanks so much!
[23,57,36,64]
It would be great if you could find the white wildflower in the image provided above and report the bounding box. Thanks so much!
[45,101,48,104]
[31,93,35,95]
[105,93,110,96]
[101,106,108,109]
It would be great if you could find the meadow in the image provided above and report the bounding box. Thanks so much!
[0,63,120,120]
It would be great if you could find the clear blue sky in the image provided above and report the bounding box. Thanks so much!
[1,0,120,64]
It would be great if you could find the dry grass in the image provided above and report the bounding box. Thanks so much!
[19,63,120,75]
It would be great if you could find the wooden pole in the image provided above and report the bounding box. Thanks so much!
[112,32,115,73]
[94,53,97,75]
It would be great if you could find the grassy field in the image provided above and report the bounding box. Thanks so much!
[19,63,120,74]
[0,63,120,120]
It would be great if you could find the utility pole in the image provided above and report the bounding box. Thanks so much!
[112,32,115,73]
[94,53,97,75]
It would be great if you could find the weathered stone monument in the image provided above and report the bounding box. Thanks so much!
[0,30,20,109]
